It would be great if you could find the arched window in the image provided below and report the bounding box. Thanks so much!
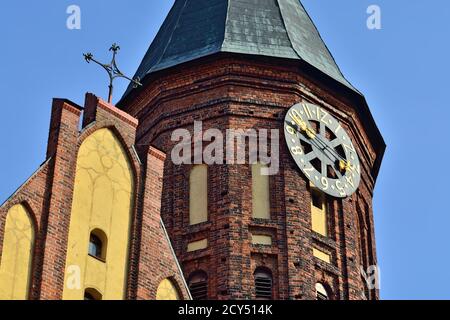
[315,283,329,300]
[84,288,102,300]
[88,229,107,261]
[252,163,270,219]
[254,267,273,300]
[189,165,208,225]
[311,187,328,237]
[188,271,208,300]
[0,204,35,300]
[357,203,374,300]
[156,278,181,300]
[63,128,133,300]
[357,206,369,269]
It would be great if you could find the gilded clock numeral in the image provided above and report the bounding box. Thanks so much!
[289,109,303,122]
[336,180,347,197]
[343,143,356,154]
[320,177,329,190]
[318,107,329,124]
[289,111,305,131]
[302,103,313,118]
[304,166,314,177]
[316,106,321,121]
[291,146,303,155]
[286,125,296,135]
[345,175,355,188]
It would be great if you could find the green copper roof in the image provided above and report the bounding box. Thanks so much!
[123,0,357,97]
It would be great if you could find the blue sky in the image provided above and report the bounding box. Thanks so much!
[0,1,449,300]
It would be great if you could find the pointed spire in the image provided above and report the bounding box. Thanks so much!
[123,0,356,98]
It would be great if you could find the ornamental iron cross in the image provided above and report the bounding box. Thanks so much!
[83,43,142,103]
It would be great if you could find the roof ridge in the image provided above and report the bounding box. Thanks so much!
[153,0,189,70]
[276,0,302,60]
[220,0,231,52]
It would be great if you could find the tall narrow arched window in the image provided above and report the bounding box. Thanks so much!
[315,283,329,300]
[188,271,208,300]
[356,208,368,269]
[0,204,35,300]
[189,165,208,225]
[63,128,134,300]
[358,204,373,300]
[84,288,102,300]
[252,163,270,219]
[88,229,107,261]
[311,187,328,237]
[254,267,273,300]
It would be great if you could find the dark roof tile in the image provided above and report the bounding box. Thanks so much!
[122,0,358,98]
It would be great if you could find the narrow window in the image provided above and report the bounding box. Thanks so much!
[88,229,107,261]
[311,188,328,237]
[315,283,329,300]
[252,163,270,219]
[311,189,323,209]
[84,288,102,300]
[0,204,35,300]
[189,165,208,225]
[254,268,273,300]
[188,271,208,300]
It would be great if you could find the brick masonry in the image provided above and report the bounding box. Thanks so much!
[0,94,190,300]
[0,51,382,300]
[120,52,382,300]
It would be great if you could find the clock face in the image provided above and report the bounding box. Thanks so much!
[284,102,361,198]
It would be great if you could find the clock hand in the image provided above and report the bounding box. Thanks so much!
[295,123,353,174]
[290,113,316,140]
[289,117,337,161]
[313,136,353,173]
[289,112,354,174]
[315,137,354,173]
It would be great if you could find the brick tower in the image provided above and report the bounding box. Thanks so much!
[119,0,385,301]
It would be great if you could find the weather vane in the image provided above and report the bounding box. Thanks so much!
[83,43,142,103]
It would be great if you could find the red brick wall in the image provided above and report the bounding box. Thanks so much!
[0,94,190,300]
[121,53,380,300]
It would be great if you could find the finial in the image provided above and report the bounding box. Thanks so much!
[83,43,142,103]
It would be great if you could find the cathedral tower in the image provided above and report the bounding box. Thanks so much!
[119,0,385,300]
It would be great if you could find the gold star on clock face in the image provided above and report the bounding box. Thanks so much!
[284,102,361,198]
